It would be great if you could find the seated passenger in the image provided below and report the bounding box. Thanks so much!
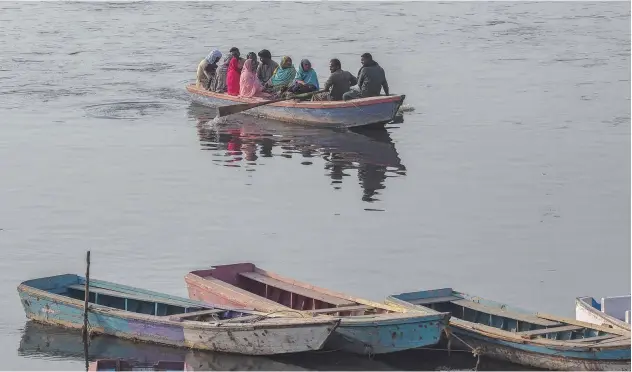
[239,59,271,98]
[342,53,389,101]
[256,49,279,86]
[287,59,319,95]
[264,56,296,94]
[196,49,222,90]
[212,47,240,93]
[312,58,357,101]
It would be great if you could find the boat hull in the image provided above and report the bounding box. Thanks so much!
[386,291,631,371]
[185,272,447,354]
[186,84,405,129]
[17,280,337,355]
[448,329,631,371]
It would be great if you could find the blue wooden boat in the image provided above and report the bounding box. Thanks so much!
[386,288,631,371]
[184,263,450,355]
[186,84,405,129]
[17,274,340,355]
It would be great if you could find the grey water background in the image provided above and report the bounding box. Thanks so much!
[0,1,630,370]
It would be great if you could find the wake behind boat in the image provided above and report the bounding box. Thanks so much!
[17,274,339,356]
[186,84,405,129]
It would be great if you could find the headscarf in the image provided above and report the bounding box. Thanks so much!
[205,49,222,64]
[246,52,259,71]
[270,56,297,87]
[295,59,319,89]
[239,59,263,98]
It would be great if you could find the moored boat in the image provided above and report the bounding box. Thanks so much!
[386,288,631,371]
[576,295,631,331]
[17,274,339,355]
[186,84,405,128]
[184,263,450,355]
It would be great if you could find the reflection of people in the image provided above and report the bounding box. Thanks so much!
[358,164,387,202]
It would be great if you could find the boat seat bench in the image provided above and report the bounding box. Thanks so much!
[306,305,372,314]
[67,284,203,311]
[238,272,355,307]
[517,325,584,337]
[450,299,561,327]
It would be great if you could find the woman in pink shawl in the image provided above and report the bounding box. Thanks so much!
[239,59,270,98]
[226,57,241,96]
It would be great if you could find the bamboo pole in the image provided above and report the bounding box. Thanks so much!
[82,250,90,371]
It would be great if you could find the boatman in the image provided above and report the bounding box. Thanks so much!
[343,53,389,101]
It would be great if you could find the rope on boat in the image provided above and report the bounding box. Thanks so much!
[443,327,483,372]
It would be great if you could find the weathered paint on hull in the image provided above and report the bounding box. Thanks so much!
[327,315,447,355]
[186,85,405,129]
[448,330,631,371]
[186,278,447,355]
[17,286,337,355]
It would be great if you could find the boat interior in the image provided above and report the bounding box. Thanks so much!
[192,263,391,317]
[93,359,186,371]
[24,274,246,321]
[391,288,623,343]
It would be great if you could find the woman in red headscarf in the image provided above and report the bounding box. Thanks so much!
[226,56,241,96]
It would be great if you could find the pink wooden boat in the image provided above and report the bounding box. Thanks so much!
[184,263,450,355]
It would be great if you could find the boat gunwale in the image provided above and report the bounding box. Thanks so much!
[576,296,632,332]
[17,282,340,331]
[186,84,405,109]
[385,292,631,350]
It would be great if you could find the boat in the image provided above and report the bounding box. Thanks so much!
[576,295,631,331]
[186,84,405,128]
[18,321,310,371]
[89,359,191,371]
[184,263,450,355]
[386,288,631,371]
[17,274,340,356]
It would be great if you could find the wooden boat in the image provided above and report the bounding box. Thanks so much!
[386,288,631,371]
[17,274,339,355]
[89,359,191,371]
[576,296,631,331]
[186,84,405,128]
[184,263,450,355]
[19,321,309,371]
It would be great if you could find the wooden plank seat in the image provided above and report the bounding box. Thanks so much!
[566,334,618,343]
[451,299,562,327]
[411,296,462,305]
[306,305,372,314]
[169,309,225,321]
[67,284,197,310]
[238,272,354,307]
[517,325,584,338]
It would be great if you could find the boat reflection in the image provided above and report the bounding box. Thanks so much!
[18,321,307,371]
[188,103,406,205]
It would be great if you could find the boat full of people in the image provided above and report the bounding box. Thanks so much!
[189,47,405,128]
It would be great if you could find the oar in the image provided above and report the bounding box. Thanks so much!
[216,89,326,118]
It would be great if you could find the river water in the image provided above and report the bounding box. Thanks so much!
[0,1,630,370]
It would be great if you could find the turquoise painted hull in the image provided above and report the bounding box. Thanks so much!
[387,289,631,371]
[329,314,448,355]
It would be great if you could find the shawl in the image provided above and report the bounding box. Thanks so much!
[295,59,319,89]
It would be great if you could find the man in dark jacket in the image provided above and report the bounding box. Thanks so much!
[313,59,358,101]
[343,53,389,101]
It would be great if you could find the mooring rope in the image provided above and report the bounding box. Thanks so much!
[443,327,483,372]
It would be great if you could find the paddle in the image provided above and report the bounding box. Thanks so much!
[216,89,327,118]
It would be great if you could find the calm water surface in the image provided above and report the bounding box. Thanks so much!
[0,1,630,370]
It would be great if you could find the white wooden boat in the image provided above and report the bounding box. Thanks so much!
[576,295,631,331]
